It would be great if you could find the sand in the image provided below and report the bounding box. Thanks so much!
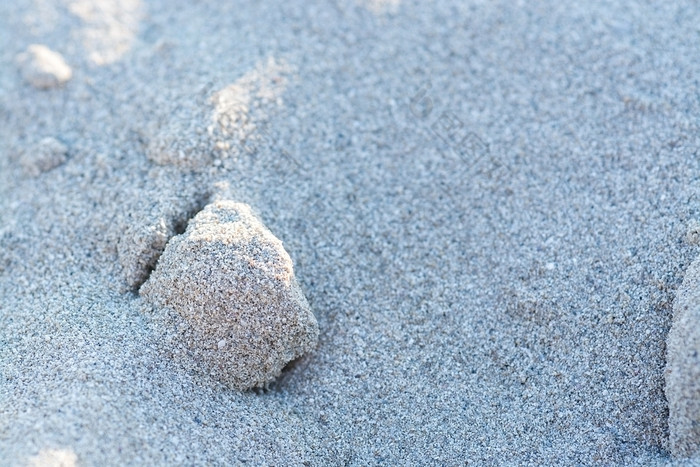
[2,0,700,465]
[667,255,700,458]
[140,200,319,390]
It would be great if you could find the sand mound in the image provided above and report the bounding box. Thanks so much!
[117,191,206,290]
[140,200,318,390]
[16,45,72,89]
[20,137,68,176]
[666,255,700,458]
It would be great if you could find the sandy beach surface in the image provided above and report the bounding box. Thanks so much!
[2,1,700,465]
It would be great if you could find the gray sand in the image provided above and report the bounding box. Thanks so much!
[667,255,700,458]
[140,200,319,390]
[2,0,700,465]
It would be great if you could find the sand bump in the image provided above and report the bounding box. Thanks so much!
[140,200,318,389]
[17,45,72,89]
[666,255,700,458]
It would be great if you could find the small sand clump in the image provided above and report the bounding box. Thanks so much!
[20,137,68,176]
[685,220,700,246]
[116,184,206,290]
[17,45,72,89]
[140,200,318,390]
[666,255,700,458]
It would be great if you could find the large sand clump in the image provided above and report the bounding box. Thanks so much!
[140,200,319,390]
[666,255,700,459]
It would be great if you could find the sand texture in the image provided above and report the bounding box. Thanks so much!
[2,0,700,465]
[140,200,319,390]
[667,255,700,459]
